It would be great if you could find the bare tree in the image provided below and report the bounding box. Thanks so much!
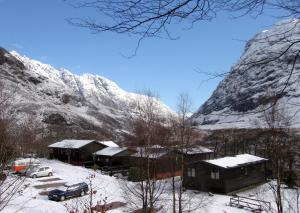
[66,0,300,114]
[66,0,300,39]
[172,93,193,213]
[167,93,211,213]
[121,90,170,212]
[253,96,299,213]
[0,82,30,211]
[66,0,300,57]
[16,115,47,157]
[64,173,110,213]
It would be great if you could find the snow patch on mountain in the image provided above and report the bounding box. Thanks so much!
[0,49,173,135]
[192,19,300,129]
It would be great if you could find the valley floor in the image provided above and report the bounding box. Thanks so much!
[3,159,299,213]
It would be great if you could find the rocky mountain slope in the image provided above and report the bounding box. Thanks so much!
[193,19,300,129]
[0,47,172,137]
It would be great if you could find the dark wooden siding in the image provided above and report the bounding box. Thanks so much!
[95,150,130,167]
[183,162,226,193]
[184,152,213,163]
[224,163,266,193]
[183,161,267,194]
[49,141,105,165]
[129,152,182,179]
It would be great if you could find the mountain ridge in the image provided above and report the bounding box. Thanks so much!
[192,19,300,129]
[0,48,173,138]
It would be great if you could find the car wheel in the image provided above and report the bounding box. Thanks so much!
[32,174,37,179]
[80,191,84,196]
[60,196,65,201]
[48,172,53,177]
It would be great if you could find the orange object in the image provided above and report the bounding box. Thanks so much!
[155,170,182,179]
[11,158,40,172]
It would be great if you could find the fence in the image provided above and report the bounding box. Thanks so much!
[229,195,271,212]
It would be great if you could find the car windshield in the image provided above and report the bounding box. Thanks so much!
[67,185,78,191]
[28,165,40,172]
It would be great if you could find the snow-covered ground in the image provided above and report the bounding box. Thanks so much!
[3,159,299,212]
[4,159,123,213]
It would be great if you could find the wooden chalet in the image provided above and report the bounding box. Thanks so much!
[94,147,132,167]
[183,154,268,194]
[130,145,181,179]
[176,145,214,163]
[48,140,119,165]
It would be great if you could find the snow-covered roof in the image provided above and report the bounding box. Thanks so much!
[131,147,168,159]
[204,154,267,169]
[48,140,97,149]
[181,146,213,155]
[148,145,163,149]
[49,140,119,149]
[98,141,119,147]
[94,147,127,156]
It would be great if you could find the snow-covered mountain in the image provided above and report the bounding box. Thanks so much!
[0,47,172,136]
[193,19,300,129]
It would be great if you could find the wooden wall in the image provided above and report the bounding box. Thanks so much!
[183,161,267,194]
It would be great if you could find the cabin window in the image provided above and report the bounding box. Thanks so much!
[211,169,219,179]
[261,164,265,171]
[241,166,248,175]
[187,168,196,177]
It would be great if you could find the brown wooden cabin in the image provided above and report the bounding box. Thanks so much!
[183,154,268,194]
[175,145,214,163]
[48,140,118,165]
[129,145,182,179]
[94,147,133,167]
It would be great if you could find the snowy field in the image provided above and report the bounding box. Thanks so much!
[3,159,299,213]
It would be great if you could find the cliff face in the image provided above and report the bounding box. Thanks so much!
[0,48,172,137]
[193,19,300,129]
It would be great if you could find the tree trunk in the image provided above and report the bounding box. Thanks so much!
[172,176,176,213]
[276,159,283,213]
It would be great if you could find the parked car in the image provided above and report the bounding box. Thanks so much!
[27,166,53,178]
[23,153,37,158]
[48,182,89,201]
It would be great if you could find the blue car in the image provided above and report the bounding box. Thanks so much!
[48,182,89,201]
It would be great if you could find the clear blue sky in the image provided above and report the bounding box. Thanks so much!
[0,0,281,111]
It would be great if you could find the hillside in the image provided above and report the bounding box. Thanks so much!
[192,19,300,129]
[0,47,172,137]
